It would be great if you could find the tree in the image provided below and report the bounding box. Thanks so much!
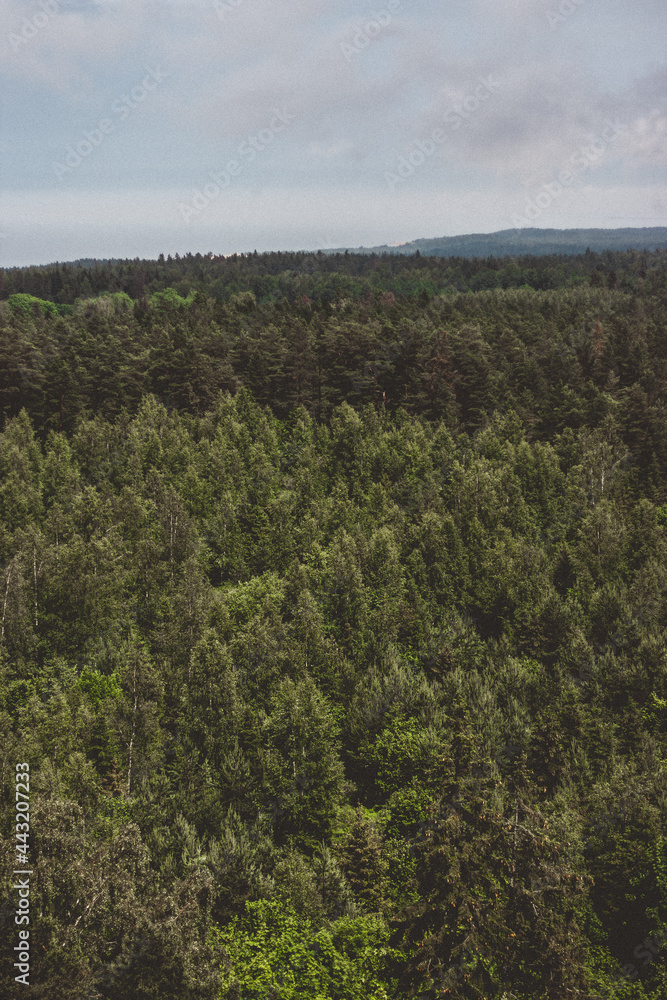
[393,743,591,998]
[105,636,163,797]
[337,807,387,912]
[259,676,346,845]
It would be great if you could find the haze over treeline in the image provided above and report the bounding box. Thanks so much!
[324,227,667,258]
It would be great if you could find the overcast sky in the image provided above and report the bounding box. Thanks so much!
[1,0,666,265]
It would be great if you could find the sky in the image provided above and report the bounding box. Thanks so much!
[0,0,666,265]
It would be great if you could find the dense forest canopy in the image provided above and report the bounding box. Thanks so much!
[1,247,667,998]
[1,243,665,310]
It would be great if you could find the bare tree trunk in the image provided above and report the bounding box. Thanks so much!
[169,511,177,582]
[1,558,15,642]
[127,654,138,797]
[510,796,519,888]
[32,547,42,629]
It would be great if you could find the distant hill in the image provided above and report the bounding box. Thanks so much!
[321,227,667,258]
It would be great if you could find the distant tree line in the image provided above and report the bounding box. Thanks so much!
[0,245,662,306]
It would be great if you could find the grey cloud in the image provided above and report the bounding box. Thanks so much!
[1,0,665,259]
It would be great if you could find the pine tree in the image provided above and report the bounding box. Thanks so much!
[338,806,386,912]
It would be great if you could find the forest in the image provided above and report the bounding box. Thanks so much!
[324,226,667,258]
[1,246,667,998]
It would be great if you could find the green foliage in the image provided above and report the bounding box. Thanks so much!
[356,718,441,798]
[8,292,59,318]
[259,675,346,845]
[149,286,196,310]
[1,248,667,996]
[336,807,387,912]
[77,664,122,705]
[215,899,397,999]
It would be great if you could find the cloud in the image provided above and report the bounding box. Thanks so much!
[1,0,149,92]
[0,0,665,264]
